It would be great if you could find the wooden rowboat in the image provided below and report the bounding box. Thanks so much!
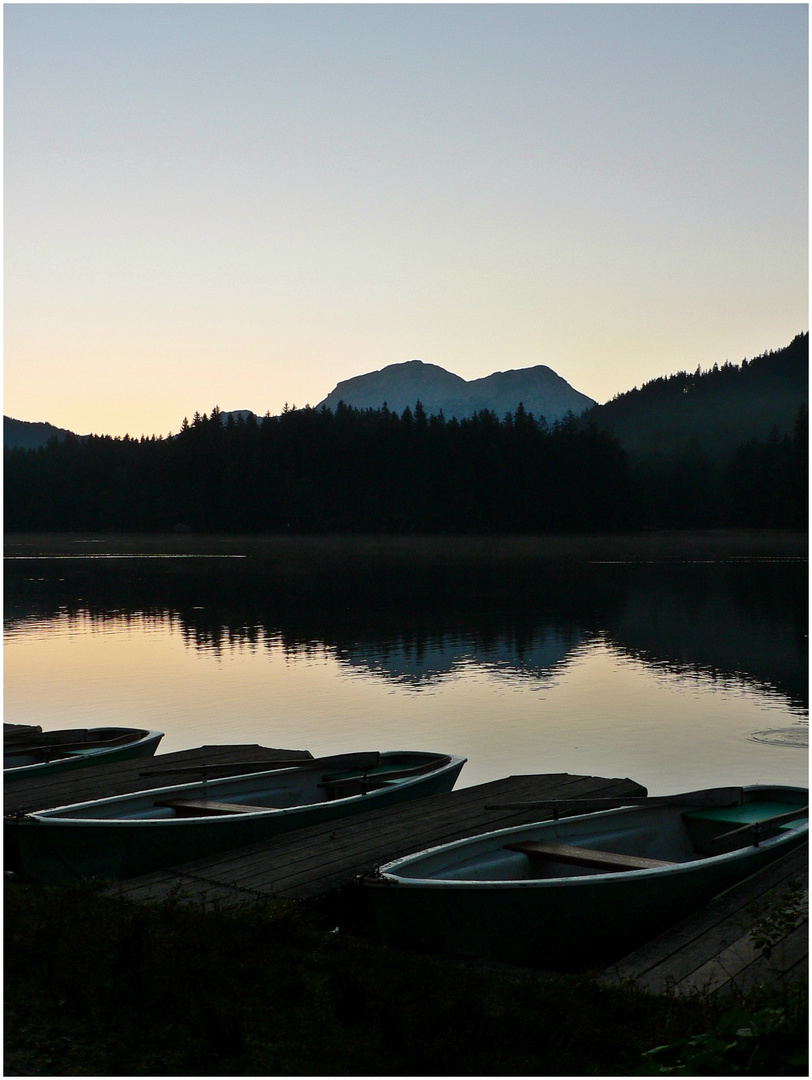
[4,726,164,781]
[7,750,466,883]
[362,784,808,970]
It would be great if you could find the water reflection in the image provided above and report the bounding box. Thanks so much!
[332,627,583,688]
[4,537,807,792]
[5,542,807,711]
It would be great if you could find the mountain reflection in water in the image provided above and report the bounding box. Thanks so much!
[332,628,581,687]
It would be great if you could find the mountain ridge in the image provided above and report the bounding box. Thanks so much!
[5,335,806,453]
[317,359,596,422]
[3,417,78,451]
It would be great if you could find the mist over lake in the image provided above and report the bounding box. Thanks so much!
[4,532,807,795]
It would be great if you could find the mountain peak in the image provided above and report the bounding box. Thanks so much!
[318,360,594,422]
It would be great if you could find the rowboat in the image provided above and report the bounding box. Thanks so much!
[4,726,164,781]
[362,784,808,970]
[7,750,466,884]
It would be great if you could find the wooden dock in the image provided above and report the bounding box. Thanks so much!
[602,843,807,997]
[6,748,806,994]
[101,772,647,904]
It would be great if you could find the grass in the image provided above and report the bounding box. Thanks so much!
[4,882,807,1076]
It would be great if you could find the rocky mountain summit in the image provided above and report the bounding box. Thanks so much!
[317,359,595,422]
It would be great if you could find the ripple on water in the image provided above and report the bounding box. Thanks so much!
[749,727,809,748]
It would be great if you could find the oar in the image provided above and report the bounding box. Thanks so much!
[710,805,809,848]
[486,787,745,819]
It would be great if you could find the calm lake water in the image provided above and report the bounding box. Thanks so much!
[4,533,807,796]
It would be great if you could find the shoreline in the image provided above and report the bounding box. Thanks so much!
[5,527,808,563]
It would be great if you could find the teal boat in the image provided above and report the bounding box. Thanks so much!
[4,726,164,781]
[7,750,466,884]
[362,784,808,970]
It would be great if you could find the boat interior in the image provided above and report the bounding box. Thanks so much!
[42,751,454,820]
[4,727,148,768]
[392,788,808,882]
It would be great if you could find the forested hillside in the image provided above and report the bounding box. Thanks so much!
[4,394,806,534]
[578,333,808,530]
[586,333,807,459]
[4,406,632,534]
[4,416,75,451]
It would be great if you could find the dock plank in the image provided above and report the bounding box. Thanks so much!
[602,844,807,997]
[102,773,647,905]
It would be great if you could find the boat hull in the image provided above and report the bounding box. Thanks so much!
[8,751,465,884]
[4,727,164,781]
[363,785,808,970]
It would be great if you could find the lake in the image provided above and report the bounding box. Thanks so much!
[4,532,807,796]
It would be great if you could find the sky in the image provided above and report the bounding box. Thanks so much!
[4,3,808,438]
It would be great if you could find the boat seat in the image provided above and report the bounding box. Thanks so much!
[154,798,271,817]
[317,775,400,792]
[681,802,802,825]
[681,801,808,853]
[505,840,674,873]
[318,777,386,796]
[316,777,370,800]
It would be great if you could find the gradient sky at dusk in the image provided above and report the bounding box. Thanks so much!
[5,3,808,438]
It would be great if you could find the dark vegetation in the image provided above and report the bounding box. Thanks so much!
[2,416,74,451]
[587,333,807,458]
[585,332,808,530]
[4,335,807,534]
[4,404,634,533]
[5,883,807,1076]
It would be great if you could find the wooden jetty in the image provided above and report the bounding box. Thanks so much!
[602,842,807,997]
[4,743,313,816]
[4,723,43,739]
[101,772,647,905]
[7,751,806,992]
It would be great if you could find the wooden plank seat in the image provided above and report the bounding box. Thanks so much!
[61,736,144,753]
[682,802,808,853]
[154,798,273,817]
[317,778,389,794]
[505,839,675,873]
[682,801,803,826]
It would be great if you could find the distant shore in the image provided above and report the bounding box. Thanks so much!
[4,528,808,564]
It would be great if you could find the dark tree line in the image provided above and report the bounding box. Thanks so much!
[5,405,633,533]
[724,404,808,529]
[4,400,806,534]
[624,403,807,530]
